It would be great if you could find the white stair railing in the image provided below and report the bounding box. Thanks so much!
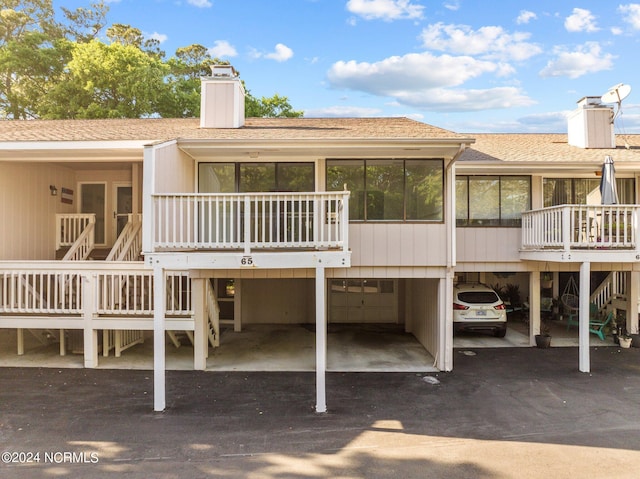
[106,214,143,261]
[56,214,96,250]
[590,271,627,312]
[62,222,95,261]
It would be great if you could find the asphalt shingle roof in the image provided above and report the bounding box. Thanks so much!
[460,133,640,165]
[0,117,465,142]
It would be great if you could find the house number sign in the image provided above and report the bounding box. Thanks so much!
[240,256,254,266]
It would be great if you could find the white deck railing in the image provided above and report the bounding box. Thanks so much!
[0,263,191,318]
[522,205,640,251]
[56,214,96,250]
[149,192,349,253]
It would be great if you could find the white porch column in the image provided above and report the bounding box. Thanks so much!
[315,266,327,413]
[234,278,242,332]
[529,270,541,345]
[83,273,98,368]
[628,271,639,334]
[579,262,591,373]
[192,278,207,370]
[440,270,454,371]
[153,266,166,411]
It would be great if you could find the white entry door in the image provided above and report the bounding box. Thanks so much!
[80,183,106,245]
[114,184,133,238]
[329,279,397,323]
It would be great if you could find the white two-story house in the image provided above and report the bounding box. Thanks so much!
[1,67,638,411]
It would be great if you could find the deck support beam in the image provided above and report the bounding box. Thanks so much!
[579,261,590,373]
[153,266,166,411]
[315,265,327,413]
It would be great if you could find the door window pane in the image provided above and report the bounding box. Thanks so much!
[81,184,105,244]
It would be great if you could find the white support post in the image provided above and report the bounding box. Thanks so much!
[315,266,327,413]
[234,278,242,332]
[579,262,591,373]
[153,266,166,411]
[628,271,640,334]
[440,270,454,371]
[17,328,24,355]
[192,278,207,370]
[83,274,98,368]
[59,328,66,356]
[529,270,541,345]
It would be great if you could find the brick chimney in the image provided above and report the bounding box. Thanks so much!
[567,96,615,149]
[200,65,245,129]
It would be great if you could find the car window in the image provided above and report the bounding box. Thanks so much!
[457,291,499,304]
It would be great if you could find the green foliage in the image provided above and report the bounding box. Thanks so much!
[0,0,303,119]
[245,93,303,118]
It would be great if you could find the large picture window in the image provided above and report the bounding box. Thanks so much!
[456,175,530,226]
[543,177,635,206]
[198,162,314,193]
[326,159,443,221]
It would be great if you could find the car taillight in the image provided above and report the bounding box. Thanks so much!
[494,304,506,310]
[453,303,469,310]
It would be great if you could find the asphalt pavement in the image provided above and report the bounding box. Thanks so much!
[1,346,640,478]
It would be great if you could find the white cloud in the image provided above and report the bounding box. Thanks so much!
[346,0,424,21]
[304,105,383,117]
[327,52,534,112]
[187,0,213,7]
[420,23,542,61]
[516,10,537,25]
[564,8,599,33]
[391,86,535,112]
[539,42,614,79]
[265,43,294,62]
[208,40,237,58]
[148,32,167,44]
[443,1,460,11]
[618,4,640,29]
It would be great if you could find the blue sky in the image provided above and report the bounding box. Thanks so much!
[71,1,640,133]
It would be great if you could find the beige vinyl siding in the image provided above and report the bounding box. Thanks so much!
[406,278,439,355]
[349,223,447,267]
[0,162,75,260]
[153,141,194,193]
[456,227,521,264]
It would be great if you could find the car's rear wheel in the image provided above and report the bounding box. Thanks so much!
[494,327,507,338]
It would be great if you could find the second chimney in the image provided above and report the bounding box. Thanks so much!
[200,65,245,129]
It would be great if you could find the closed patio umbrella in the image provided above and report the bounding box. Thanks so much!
[600,155,618,205]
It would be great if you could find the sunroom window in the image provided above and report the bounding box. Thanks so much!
[456,175,530,226]
[198,162,315,193]
[326,159,444,221]
[543,178,635,206]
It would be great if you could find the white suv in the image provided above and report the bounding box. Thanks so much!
[453,283,507,338]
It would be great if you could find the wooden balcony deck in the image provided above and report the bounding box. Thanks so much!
[520,205,640,262]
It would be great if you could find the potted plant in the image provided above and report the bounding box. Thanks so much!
[619,334,633,348]
[535,319,552,348]
[541,272,553,289]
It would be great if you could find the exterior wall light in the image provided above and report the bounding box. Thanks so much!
[50,185,58,196]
